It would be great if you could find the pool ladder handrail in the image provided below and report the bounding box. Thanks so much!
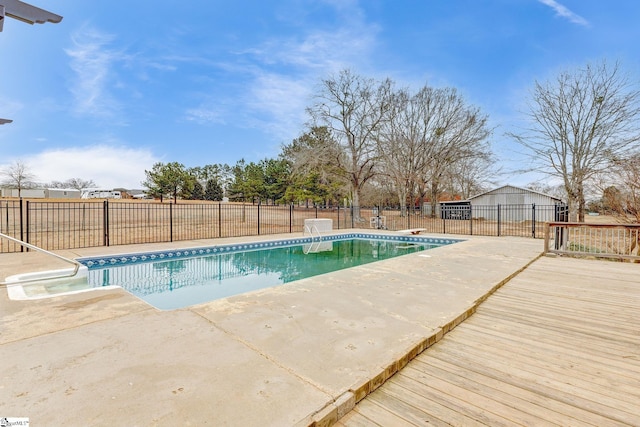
[0,232,83,287]
[303,224,323,254]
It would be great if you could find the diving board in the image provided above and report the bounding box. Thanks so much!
[397,228,426,235]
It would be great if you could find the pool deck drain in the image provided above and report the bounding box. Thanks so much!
[1,232,543,426]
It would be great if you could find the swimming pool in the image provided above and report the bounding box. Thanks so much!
[80,234,460,310]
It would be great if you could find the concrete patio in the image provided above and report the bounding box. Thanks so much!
[1,233,543,425]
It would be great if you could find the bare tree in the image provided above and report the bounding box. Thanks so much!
[377,85,492,214]
[376,88,426,215]
[598,153,640,256]
[307,69,393,218]
[444,152,498,200]
[525,181,566,201]
[417,87,492,215]
[606,153,640,223]
[49,178,97,191]
[1,160,37,198]
[509,61,640,222]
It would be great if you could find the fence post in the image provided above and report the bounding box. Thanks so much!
[19,199,25,252]
[289,204,293,233]
[257,202,261,235]
[469,204,473,235]
[532,204,536,238]
[351,205,354,228]
[544,222,550,253]
[345,205,348,229]
[407,205,411,229]
[218,203,222,238]
[24,200,29,251]
[337,205,340,229]
[103,200,110,246]
[555,223,566,250]
[169,203,173,242]
[497,204,501,237]
[315,205,318,219]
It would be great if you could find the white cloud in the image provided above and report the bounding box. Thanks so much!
[245,73,311,139]
[180,0,378,145]
[538,0,590,27]
[184,106,226,125]
[16,145,159,190]
[245,25,377,73]
[65,25,126,118]
[0,98,23,118]
[230,9,379,141]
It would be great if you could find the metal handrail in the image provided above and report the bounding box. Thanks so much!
[0,232,82,286]
[303,224,322,241]
[303,224,323,254]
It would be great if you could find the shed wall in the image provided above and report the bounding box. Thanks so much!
[45,189,82,199]
[470,186,560,221]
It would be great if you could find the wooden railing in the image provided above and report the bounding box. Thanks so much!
[544,222,640,261]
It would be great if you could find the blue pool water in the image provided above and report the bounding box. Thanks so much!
[80,234,459,310]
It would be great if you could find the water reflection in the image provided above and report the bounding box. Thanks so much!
[88,239,436,309]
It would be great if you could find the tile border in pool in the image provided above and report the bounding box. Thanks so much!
[78,233,463,268]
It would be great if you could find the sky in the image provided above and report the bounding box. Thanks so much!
[1,0,639,190]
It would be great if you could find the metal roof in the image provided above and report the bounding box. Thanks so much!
[468,184,563,202]
[0,0,62,32]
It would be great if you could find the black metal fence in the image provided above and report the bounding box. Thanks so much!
[0,199,567,253]
[0,200,23,253]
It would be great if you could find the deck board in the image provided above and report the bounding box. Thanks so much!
[428,339,640,417]
[372,381,485,426]
[341,256,640,426]
[408,358,611,427]
[450,325,640,393]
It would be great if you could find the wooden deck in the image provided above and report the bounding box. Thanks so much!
[337,256,640,426]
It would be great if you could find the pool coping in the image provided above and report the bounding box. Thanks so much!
[1,231,544,426]
[74,233,463,311]
[77,233,463,268]
[4,233,463,303]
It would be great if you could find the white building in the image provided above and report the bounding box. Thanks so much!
[441,185,566,222]
[1,187,84,199]
[470,185,563,206]
[45,188,82,199]
[82,190,122,199]
[0,188,46,198]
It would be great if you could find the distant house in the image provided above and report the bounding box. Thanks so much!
[45,188,82,199]
[441,185,565,222]
[127,189,149,199]
[0,188,46,198]
[1,187,83,199]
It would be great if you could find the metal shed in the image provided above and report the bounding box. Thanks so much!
[468,185,564,222]
[0,188,46,198]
